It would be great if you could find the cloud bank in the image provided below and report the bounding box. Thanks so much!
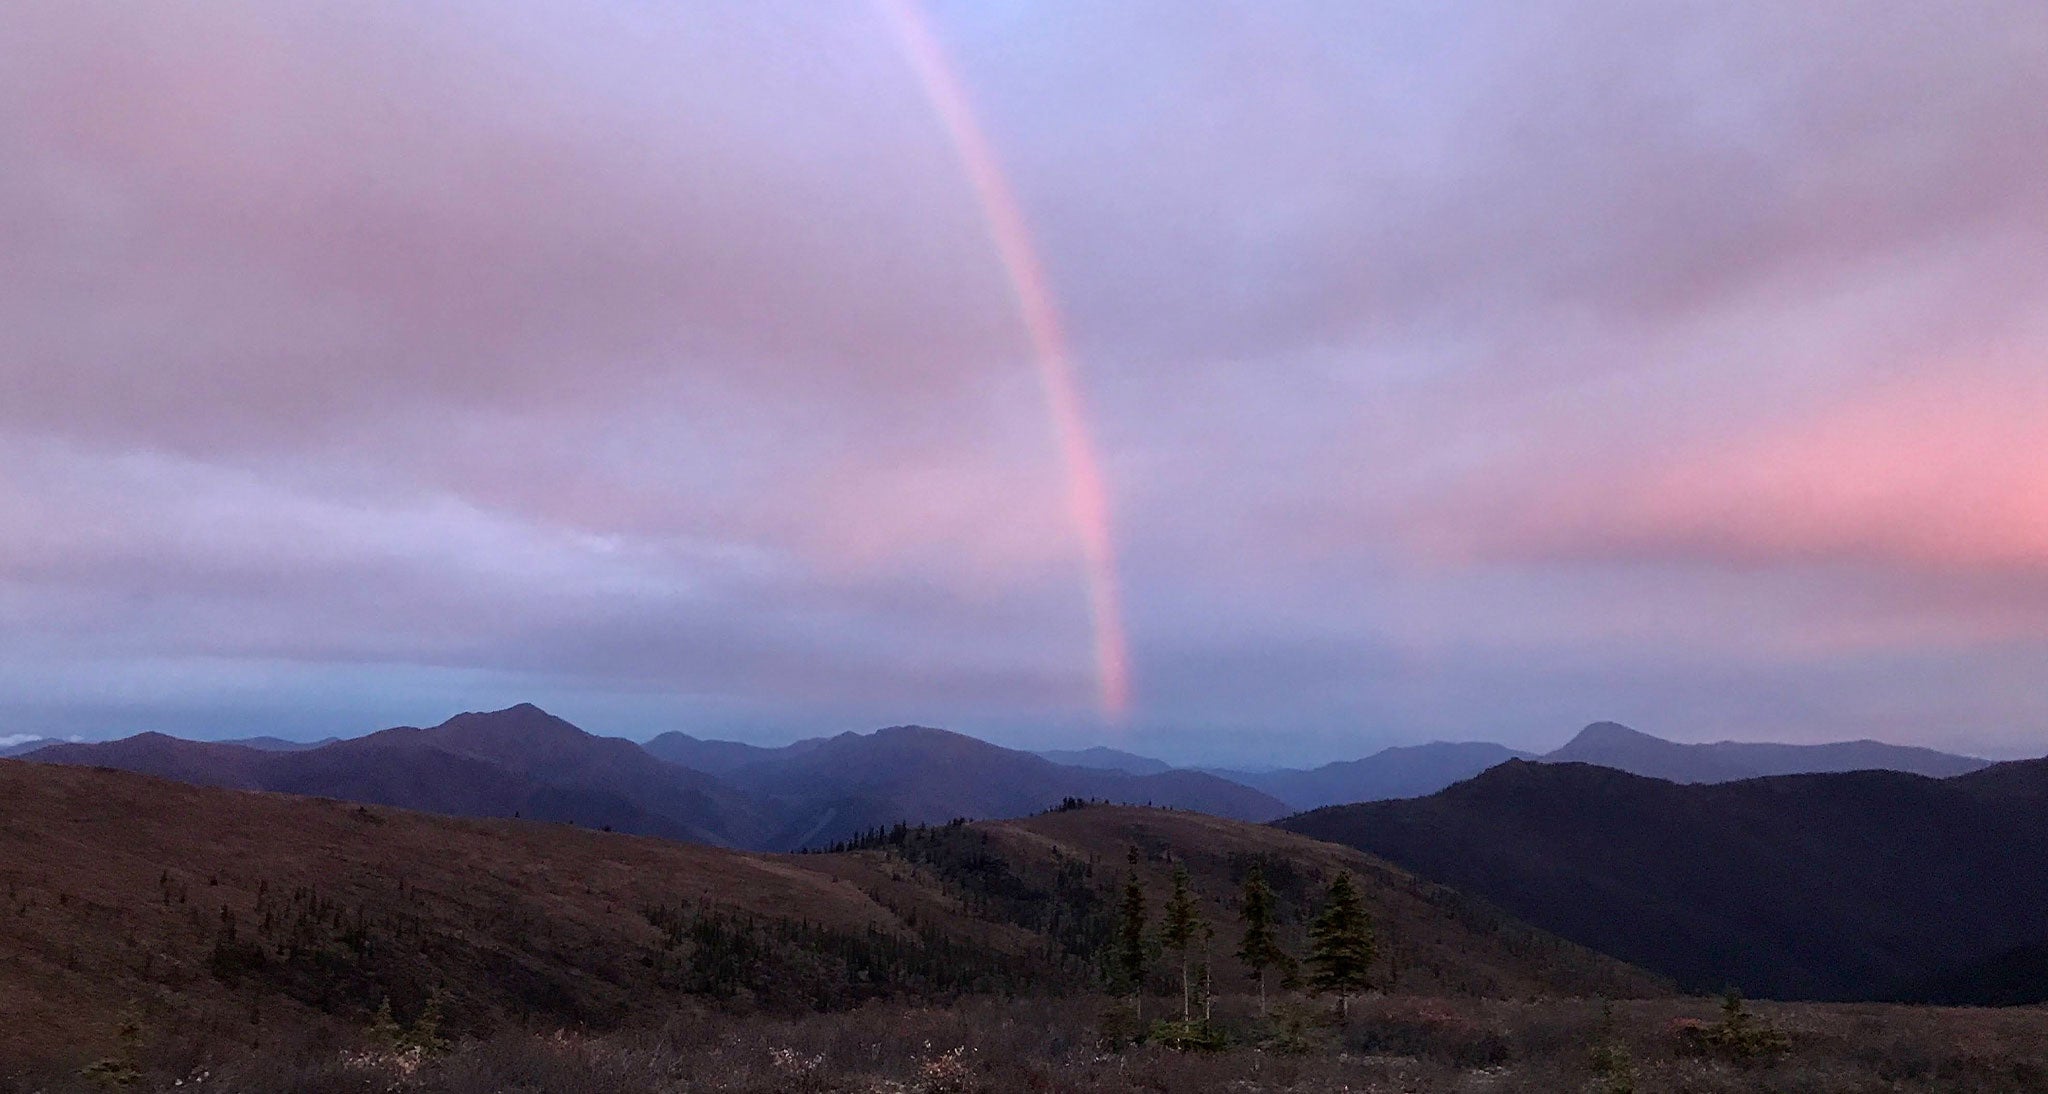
[3,0,2046,763]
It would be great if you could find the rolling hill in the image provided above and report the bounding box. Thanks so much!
[0,761,1662,1067]
[1279,757,2048,1002]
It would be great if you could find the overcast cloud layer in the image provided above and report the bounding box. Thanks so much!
[4,1,2046,764]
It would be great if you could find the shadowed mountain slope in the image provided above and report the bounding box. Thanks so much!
[22,708,1283,853]
[1540,721,1989,783]
[716,725,1289,849]
[218,735,341,751]
[0,763,1663,1067]
[1279,757,2048,1001]
[1033,746,1174,775]
[640,730,821,776]
[29,705,771,848]
[1220,742,1532,810]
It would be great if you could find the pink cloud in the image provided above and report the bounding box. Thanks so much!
[1491,367,2048,573]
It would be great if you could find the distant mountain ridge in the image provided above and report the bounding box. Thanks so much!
[1540,720,1990,782]
[26,715,1995,824]
[1033,746,1174,775]
[707,724,1288,848]
[28,705,767,847]
[1218,742,1533,810]
[25,705,1286,852]
[1279,756,2048,1003]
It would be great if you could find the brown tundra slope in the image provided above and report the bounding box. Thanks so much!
[0,761,1662,1069]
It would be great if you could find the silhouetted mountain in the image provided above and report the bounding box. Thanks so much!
[31,705,771,847]
[0,736,57,759]
[1033,746,1174,775]
[717,725,1289,849]
[1221,742,1531,810]
[1540,721,1989,782]
[1279,757,2048,1002]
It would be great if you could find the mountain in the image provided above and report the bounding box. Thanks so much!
[0,762,1662,1066]
[713,724,1290,849]
[0,736,58,758]
[1540,721,1990,783]
[29,705,772,848]
[1034,746,1174,775]
[1221,741,1531,810]
[1278,757,2048,1002]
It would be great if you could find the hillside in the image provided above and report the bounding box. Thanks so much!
[1279,758,2048,1001]
[978,805,1664,1001]
[1540,721,1990,782]
[0,761,1663,1067]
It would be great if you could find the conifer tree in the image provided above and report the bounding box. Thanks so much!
[1114,849,1149,1014]
[1236,862,1294,1016]
[367,997,402,1048]
[1306,873,1375,1019]
[1160,864,1204,1020]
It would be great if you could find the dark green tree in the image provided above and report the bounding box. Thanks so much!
[1306,873,1375,1018]
[1114,850,1149,1013]
[1236,863,1294,1016]
[1160,864,1204,1020]
[367,997,403,1048]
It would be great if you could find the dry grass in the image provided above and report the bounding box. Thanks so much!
[0,765,1664,1067]
[8,994,2045,1094]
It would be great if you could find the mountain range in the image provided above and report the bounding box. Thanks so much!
[1543,720,1990,783]
[27,705,1284,851]
[8,704,2040,1008]
[1279,757,2048,1003]
[18,711,1995,839]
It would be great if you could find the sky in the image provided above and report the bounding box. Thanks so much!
[3,1,2047,766]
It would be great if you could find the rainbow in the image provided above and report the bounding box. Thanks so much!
[875,0,1132,721]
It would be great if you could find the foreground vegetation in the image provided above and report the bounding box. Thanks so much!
[0,765,1656,1064]
[9,993,2046,1093]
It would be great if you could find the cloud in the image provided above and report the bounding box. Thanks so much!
[3,1,2047,757]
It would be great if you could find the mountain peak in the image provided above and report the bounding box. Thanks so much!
[1566,721,1660,748]
[429,704,591,750]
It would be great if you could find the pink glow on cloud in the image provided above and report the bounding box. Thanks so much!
[1500,368,2048,574]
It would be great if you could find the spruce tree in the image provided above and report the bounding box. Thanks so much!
[1114,849,1149,1014]
[1236,862,1294,1016]
[1306,873,1375,1019]
[1160,864,1204,1020]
